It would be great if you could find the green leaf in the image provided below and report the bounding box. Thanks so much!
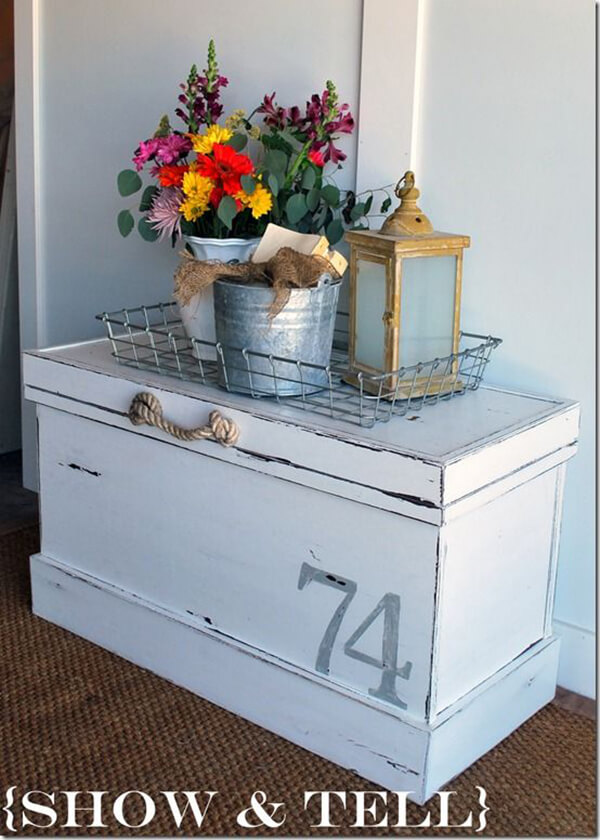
[302,167,316,190]
[380,196,392,213]
[321,184,340,207]
[117,209,135,237]
[137,217,159,242]
[306,188,320,212]
[268,173,280,197]
[285,193,308,225]
[326,218,344,245]
[261,131,294,156]
[265,149,288,173]
[240,174,255,195]
[139,186,159,212]
[227,133,247,151]
[117,169,142,197]
[364,194,373,214]
[217,195,238,230]
[350,202,367,221]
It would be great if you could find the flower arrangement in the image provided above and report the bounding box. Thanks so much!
[117,41,390,247]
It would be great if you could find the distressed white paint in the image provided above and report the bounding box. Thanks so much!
[553,619,595,700]
[37,405,438,719]
[30,550,560,804]
[23,342,578,515]
[432,469,559,715]
[26,338,576,797]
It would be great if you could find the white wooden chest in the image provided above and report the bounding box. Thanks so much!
[24,339,578,803]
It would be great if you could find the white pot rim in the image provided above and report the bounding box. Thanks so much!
[183,235,261,246]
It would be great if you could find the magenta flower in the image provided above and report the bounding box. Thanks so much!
[132,133,192,173]
[132,138,159,171]
[154,134,192,165]
[147,186,184,241]
[258,81,354,167]
[256,92,288,129]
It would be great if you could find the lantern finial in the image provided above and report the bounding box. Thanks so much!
[380,171,434,236]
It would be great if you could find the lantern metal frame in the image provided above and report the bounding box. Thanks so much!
[345,229,470,397]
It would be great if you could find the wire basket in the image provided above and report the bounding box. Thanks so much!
[97,302,502,428]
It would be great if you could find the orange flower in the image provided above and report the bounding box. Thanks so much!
[196,144,254,196]
[158,164,189,188]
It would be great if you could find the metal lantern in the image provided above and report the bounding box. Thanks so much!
[345,171,470,396]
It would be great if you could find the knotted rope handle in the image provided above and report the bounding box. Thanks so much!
[128,392,240,447]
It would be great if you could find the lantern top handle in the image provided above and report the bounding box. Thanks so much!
[380,171,434,237]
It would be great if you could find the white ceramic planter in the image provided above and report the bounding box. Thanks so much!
[178,236,261,358]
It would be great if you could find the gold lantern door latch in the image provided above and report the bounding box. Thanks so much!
[380,171,434,236]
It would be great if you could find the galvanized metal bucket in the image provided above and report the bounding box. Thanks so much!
[213,275,341,396]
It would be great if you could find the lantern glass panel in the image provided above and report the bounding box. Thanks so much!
[355,257,387,370]
[398,255,457,367]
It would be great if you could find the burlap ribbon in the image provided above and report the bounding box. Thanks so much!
[173,246,340,320]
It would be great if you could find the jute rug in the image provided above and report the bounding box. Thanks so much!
[0,526,596,837]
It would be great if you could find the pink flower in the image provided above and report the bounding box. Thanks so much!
[132,134,192,173]
[132,138,159,171]
[146,186,184,241]
[154,134,193,166]
[308,148,325,167]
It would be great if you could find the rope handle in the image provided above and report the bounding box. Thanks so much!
[128,392,240,448]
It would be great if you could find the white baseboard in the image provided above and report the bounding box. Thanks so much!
[553,619,595,699]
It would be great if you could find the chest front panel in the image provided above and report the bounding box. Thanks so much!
[39,405,439,721]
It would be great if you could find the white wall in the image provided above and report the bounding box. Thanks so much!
[415,0,595,696]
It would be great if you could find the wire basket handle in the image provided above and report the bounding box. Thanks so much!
[128,392,240,447]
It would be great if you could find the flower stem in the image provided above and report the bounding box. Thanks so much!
[283,139,312,190]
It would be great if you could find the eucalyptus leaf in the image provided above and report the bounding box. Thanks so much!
[117,209,134,237]
[139,186,159,212]
[240,174,255,195]
[321,184,340,207]
[326,218,344,246]
[217,195,238,230]
[117,169,142,197]
[268,173,280,197]
[302,167,316,190]
[350,202,367,221]
[227,133,247,151]
[285,193,308,225]
[265,149,288,173]
[380,196,392,213]
[138,217,159,242]
[306,188,320,212]
[364,194,373,214]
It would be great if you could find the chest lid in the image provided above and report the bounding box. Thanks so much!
[23,338,579,523]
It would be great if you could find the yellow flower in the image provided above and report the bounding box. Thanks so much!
[248,125,261,140]
[180,172,213,221]
[190,124,233,154]
[180,196,209,222]
[181,171,213,200]
[225,109,247,131]
[236,183,273,219]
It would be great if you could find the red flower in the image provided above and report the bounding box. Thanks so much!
[196,143,254,195]
[308,148,325,167]
[157,164,189,187]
